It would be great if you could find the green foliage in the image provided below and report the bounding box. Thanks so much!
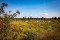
[2,3,8,6]
[0,18,60,40]
[16,10,20,14]
[6,20,60,40]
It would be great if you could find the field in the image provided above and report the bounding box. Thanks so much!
[0,19,60,40]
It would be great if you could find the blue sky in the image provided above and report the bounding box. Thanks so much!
[0,0,60,18]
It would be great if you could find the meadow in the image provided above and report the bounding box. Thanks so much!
[0,1,60,40]
[0,19,60,40]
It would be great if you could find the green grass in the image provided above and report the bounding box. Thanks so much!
[0,19,60,40]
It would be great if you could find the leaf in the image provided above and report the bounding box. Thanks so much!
[16,10,20,14]
[2,3,8,6]
[9,11,12,13]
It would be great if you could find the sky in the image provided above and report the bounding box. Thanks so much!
[0,0,60,18]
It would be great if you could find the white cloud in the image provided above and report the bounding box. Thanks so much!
[43,13,48,16]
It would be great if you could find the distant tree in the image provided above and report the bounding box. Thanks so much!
[52,17,57,20]
[24,16,26,20]
[23,17,25,20]
[58,17,60,20]
[54,17,57,20]
[28,17,30,20]
[30,16,32,19]
[41,17,44,20]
